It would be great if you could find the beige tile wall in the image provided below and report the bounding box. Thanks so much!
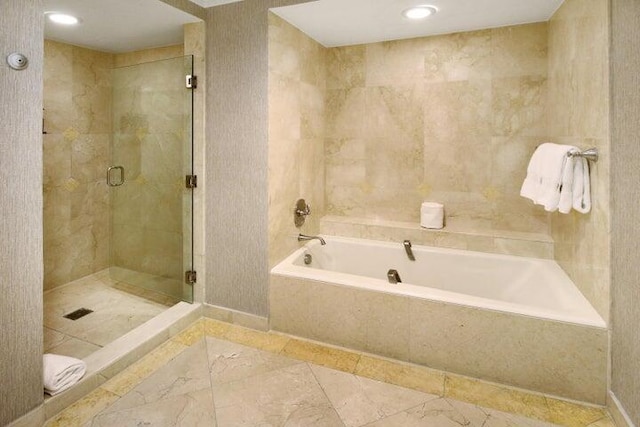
[268,14,326,267]
[43,40,114,290]
[325,24,550,235]
[547,0,610,320]
[43,41,189,297]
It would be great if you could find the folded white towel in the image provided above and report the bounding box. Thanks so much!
[521,143,591,214]
[43,353,86,396]
[520,143,578,212]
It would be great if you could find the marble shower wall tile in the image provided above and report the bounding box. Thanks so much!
[547,0,611,321]
[44,39,189,295]
[43,40,114,290]
[268,14,327,267]
[325,23,550,234]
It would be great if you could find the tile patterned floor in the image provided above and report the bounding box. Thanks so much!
[44,319,617,427]
[44,270,177,360]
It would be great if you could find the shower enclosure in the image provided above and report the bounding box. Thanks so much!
[109,55,195,303]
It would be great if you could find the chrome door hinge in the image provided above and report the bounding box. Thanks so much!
[186,175,197,189]
[185,270,197,285]
[186,75,197,89]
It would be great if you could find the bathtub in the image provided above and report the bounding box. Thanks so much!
[272,235,604,328]
[270,235,608,403]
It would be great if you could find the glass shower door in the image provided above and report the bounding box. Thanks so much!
[109,55,194,303]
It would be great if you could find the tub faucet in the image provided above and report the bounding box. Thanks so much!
[403,240,415,261]
[298,233,326,245]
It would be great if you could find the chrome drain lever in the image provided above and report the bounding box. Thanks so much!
[387,269,401,284]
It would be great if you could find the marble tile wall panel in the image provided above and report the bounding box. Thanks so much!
[319,215,554,259]
[325,23,550,235]
[547,0,611,321]
[270,274,608,404]
[268,14,327,267]
[43,40,114,290]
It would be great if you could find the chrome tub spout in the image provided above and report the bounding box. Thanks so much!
[298,233,326,245]
[403,240,415,261]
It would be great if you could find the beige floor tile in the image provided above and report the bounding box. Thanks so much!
[310,364,439,427]
[45,387,119,427]
[202,318,232,338]
[47,337,102,359]
[131,339,189,378]
[171,320,204,346]
[365,397,490,426]
[102,342,210,414]
[213,363,343,426]
[586,416,617,427]
[545,398,608,427]
[207,336,301,385]
[44,327,72,351]
[280,339,361,373]
[224,325,290,353]
[90,388,216,427]
[354,355,445,396]
[43,271,170,359]
[483,407,560,426]
[102,339,188,396]
[445,375,551,421]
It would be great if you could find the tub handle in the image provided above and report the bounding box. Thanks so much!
[387,269,401,284]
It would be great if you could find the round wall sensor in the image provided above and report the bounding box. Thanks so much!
[7,53,29,70]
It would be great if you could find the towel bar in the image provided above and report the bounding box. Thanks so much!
[567,148,598,163]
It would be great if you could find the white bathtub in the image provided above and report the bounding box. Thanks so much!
[272,235,605,328]
[270,235,608,403]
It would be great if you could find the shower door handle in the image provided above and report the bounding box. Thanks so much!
[107,166,125,187]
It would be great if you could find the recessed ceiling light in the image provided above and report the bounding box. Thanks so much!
[46,12,80,25]
[402,5,438,20]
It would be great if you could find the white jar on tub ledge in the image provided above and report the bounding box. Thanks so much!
[420,202,444,229]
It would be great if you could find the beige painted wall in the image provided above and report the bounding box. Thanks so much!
[0,1,44,424]
[325,24,550,234]
[43,41,113,290]
[547,0,611,321]
[205,0,312,317]
[611,0,640,424]
[268,14,326,267]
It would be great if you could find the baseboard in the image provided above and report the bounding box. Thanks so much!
[203,303,269,331]
[7,404,45,427]
[608,391,636,427]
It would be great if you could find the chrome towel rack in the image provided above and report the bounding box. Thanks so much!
[567,148,599,163]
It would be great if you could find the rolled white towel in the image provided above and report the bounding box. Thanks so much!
[43,353,86,396]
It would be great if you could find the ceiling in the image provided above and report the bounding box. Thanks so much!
[43,0,565,54]
[271,0,565,47]
[44,0,201,53]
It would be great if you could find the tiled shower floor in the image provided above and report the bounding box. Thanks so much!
[44,269,178,360]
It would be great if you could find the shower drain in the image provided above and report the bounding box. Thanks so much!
[63,308,93,320]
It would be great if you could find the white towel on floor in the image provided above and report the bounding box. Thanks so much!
[520,143,578,212]
[43,353,86,396]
